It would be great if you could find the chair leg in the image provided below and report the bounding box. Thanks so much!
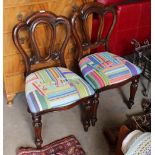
[32,114,43,149]
[128,76,139,109]
[82,99,92,132]
[91,93,99,126]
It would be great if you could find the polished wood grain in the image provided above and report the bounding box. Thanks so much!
[4,3,49,33]
[115,125,130,155]
[4,74,25,94]
[4,0,48,7]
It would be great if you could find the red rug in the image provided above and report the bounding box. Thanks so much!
[17,135,85,155]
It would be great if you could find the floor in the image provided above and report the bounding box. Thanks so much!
[3,77,149,155]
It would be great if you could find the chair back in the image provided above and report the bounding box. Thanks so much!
[13,11,71,76]
[71,2,117,60]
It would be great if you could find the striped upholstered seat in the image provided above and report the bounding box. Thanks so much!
[25,67,95,113]
[79,52,142,90]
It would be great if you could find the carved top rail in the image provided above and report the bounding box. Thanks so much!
[71,2,117,60]
[13,11,71,76]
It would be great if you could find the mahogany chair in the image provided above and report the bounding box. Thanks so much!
[12,11,95,148]
[71,2,142,126]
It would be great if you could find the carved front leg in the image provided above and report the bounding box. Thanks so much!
[128,76,139,109]
[91,93,99,126]
[32,114,43,149]
[82,99,92,132]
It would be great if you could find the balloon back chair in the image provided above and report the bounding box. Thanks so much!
[12,11,95,148]
[71,2,142,126]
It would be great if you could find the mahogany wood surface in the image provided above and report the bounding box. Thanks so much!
[104,125,130,155]
[115,125,130,155]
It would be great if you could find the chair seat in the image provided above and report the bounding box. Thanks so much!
[79,52,142,90]
[25,67,95,113]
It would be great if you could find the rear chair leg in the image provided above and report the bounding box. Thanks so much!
[32,114,43,149]
[82,99,92,132]
[128,76,139,109]
[91,93,99,126]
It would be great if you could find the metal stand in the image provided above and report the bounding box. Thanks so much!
[131,39,151,97]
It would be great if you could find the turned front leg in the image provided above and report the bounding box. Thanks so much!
[32,114,43,149]
[128,76,139,109]
[82,99,92,132]
[91,93,99,126]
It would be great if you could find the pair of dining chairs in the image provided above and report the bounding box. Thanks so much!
[12,2,141,148]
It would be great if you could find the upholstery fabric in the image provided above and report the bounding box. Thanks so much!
[25,67,95,113]
[121,130,143,154]
[79,52,142,90]
[125,132,151,155]
[17,135,86,155]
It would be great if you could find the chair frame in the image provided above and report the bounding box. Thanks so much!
[13,11,94,148]
[71,2,140,126]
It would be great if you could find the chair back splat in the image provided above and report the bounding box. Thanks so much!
[13,11,71,76]
[71,2,117,60]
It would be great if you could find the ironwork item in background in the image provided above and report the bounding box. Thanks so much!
[131,39,151,97]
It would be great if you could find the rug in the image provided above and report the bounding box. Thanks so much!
[17,135,86,155]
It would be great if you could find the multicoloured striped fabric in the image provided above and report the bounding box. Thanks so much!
[79,52,142,90]
[25,67,95,113]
